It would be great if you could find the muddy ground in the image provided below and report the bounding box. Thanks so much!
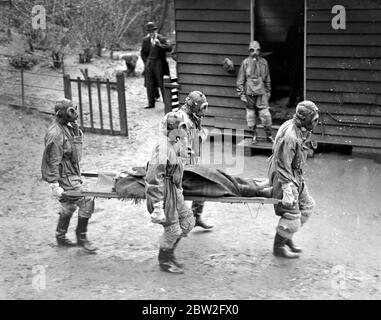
[0,50,381,300]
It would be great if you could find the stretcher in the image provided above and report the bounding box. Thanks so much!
[63,172,281,205]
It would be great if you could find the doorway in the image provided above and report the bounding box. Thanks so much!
[253,0,305,122]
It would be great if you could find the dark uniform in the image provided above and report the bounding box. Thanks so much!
[140,22,172,109]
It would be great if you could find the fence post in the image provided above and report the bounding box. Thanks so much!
[63,74,72,100]
[163,75,172,115]
[116,72,128,136]
[20,58,25,108]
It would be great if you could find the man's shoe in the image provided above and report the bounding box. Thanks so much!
[56,236,76,247]
[195,215,213,229]
[285,238,303,253]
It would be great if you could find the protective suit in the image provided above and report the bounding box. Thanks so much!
[237,40,273,143]
[41,99,96,253]
[171,91,213,229]
[268,101,318,258]
[145,112,195,274]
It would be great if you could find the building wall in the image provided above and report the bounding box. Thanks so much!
[306,0,381,149]
[174,0,250,129]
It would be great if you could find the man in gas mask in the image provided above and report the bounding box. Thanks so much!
[145,112,195,274]
[41,98,97,253]
[268,101,319,259]
[237,40,273,144]
[172,91,213,229]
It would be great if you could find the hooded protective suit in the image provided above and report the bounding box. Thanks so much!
[268,101,318,240]
[145,112,195,250]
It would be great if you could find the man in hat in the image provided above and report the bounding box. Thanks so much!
[140,21,172,109]
[237,40,273,144]
[268,101,319,259]
[145,112,195,274]
[41,98,97,253]
[173,90,213,229]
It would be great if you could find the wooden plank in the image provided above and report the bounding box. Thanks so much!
[175,0,249,10]
[177,53,247,65]
[315,134,381,149]
[305,99,381,115]
[307,9,381,22]
[207,106,246,119]
[178,93,244,109]
[177,42,248,56]
[176,21,250,34]
[306,57,381,70]
[176,9,250,22]
[178,63,239,77]
[320,113,381,126]
[306,79,381,94]
[307,45,381,58]
[322,103,381,116]
[307,22,381,34]
[315,124,381,139]
[177,31,250,44]
[180,74,238,87]
[307,69,381,82]
[307,34,381,46]
[179,83,237,97]
[307,0,381,10]
[306,91,377,105]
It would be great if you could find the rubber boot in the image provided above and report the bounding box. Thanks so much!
[286,238,303,253]
[56,215,76,247]
[265,127,274,144]
[158,248,184,274]
[76,217,98,253]
[169,239,183,268]
[251,129,257,144]
[195,214,213,229]
[273,233,300,259]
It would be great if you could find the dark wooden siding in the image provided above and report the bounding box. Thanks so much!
[174,0,250,129]
[306,0,381,149]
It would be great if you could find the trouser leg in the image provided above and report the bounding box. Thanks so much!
[258,107,273,141]
[145,64,157,108]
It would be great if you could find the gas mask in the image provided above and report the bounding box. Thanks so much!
[294,101,319,132]
[249,40,261,60]
[185,91,208,129]
[55,99,78,124]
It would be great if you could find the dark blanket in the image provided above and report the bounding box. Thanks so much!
[113,165,270,200]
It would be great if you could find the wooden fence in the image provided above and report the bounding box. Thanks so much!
[63,72,128,136]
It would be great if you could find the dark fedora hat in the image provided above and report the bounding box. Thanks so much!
[145,21,158,32]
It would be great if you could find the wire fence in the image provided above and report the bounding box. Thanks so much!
[0,54,81,112]
[1,52,129,136]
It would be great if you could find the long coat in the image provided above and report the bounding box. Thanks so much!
[140,34,171,84]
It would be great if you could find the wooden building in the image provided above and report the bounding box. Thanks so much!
[171,0,381,155]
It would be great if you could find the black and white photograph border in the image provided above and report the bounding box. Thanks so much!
[0,0,380,304]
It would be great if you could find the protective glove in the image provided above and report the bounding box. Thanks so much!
[151,202,166,224]
[49,182,64,200]
[240,95,248,104]
[281,183,296,208]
